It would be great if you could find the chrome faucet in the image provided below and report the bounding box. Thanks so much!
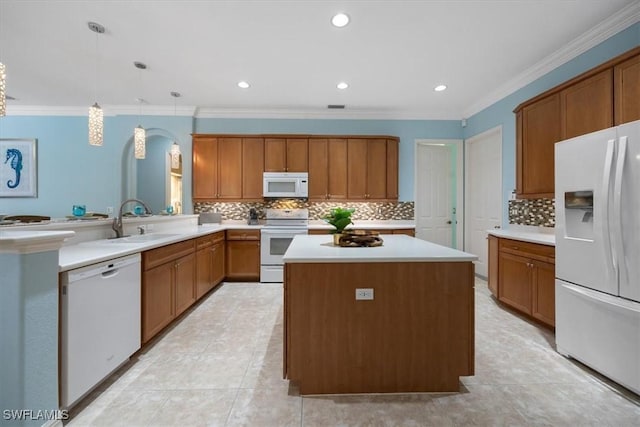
[112,198,153,238]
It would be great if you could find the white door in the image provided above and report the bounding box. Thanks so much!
[415,140,463,248]
[465,126,502,278]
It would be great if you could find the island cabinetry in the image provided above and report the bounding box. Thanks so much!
[614,53,640,125]
[225,229,260,281]
[142,239,196,343]
[285,260,474,394]
[490,237,555,328]
[347,138,388,200]
[192,136,242,200]
[264,137,308,172]
[308,138,348,200]
[195,231,225,299]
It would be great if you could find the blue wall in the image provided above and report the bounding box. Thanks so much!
[464,23,639,225]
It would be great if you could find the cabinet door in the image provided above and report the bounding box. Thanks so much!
[498,252,532,315]
[265,138,287,172]
[518,94,560,198]
[175,253,196,317]
[327,138,348,200]
[386,139,399,200]
[142,262,175,343]
[532,260,555,327]
[286,138,308,172]
[308,138,328,200]
[192,136,218,199]
[242,137,264,199]
[226,240,260,281]
[196,247,212,300]
[487,235,499,297]
[561,69,613,139]
[211,241,226,286]
[347,139,368,199]
[615,54,640,125]
[367,139,387,199]
[217,137,243,199]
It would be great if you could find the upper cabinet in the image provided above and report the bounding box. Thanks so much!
[308,138,348,201]
[264,138,308,172]
[514,47,639,199]
[614,54,640,125]
[192,136,242,200]
[347,138,390,200]
[386,139,399,200]
[241,137,265,200]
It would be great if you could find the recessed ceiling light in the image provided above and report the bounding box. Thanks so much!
[337,82,349,90]
[237,81,250,89]
[434,84,447,92]
[331,13,350,28]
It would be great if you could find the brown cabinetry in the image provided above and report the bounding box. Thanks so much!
[192,136,242,200]
[614,54,640,125]
[386,139,399,199]
[242,137,265,199]
[142,239,196,343]
[225,229,260,281]
[195,231,225,299]
[308,138,348,200]
[488,236,555,328]
[347,138,388,200]
[515,47,639,199]
[264,138,308,172]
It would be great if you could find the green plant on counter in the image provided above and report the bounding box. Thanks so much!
[322,207,355,234]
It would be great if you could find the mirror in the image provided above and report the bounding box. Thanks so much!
[122,129,183,215]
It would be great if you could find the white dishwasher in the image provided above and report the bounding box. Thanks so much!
[60,253,141,409]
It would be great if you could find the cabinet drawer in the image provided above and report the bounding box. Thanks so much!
[499,238,555,263]
[226,229,260,241]
[196,235,213,249]
[143,239,196,270]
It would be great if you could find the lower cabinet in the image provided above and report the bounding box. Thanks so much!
[142,239,196,343]
[226,229,260,281]
[195,231,225,299]
[488,236,555,328]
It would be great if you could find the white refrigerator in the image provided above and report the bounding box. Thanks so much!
[555,119,640,395]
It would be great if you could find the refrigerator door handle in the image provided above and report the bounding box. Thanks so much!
[601,138,617,278]
[613,136,628,285]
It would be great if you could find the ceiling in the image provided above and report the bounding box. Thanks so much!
[0,0,637,119]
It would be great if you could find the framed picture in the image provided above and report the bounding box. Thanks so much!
[0,139,38,197]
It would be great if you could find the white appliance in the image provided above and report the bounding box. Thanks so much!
[263,172,308,198]
[60,254,141,408]
[261,208,309,282]
[555,120,640,395]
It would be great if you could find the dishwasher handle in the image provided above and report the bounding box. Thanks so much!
[65,254,141,283]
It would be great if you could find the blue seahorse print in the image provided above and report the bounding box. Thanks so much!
[4,148,23,189]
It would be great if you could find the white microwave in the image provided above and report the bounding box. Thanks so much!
[263,172,308,198]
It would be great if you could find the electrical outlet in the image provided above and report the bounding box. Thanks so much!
[355,288,374,300]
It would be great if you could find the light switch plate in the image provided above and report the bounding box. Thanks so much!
[355,288,374,300]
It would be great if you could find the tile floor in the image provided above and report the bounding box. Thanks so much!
[67,279,640,426]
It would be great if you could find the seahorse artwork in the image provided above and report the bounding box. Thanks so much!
[4,148,23,189]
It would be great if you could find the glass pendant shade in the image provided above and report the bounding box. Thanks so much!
[0,62,6,117]
[134,126,146,159]
[170,142,181,169]
[88,103,103,146]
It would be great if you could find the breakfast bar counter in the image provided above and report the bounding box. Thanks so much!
[283,235,478,395]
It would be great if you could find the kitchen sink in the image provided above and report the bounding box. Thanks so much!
[109,233,181,243]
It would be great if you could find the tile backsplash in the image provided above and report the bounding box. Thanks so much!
[508,198,555,227]
[194,200,415,221]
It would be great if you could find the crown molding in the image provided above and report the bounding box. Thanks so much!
[462,1,640,119]
[4,105,197,117]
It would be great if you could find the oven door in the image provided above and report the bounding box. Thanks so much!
[260,228,307,265]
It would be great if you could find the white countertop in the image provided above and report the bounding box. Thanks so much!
[308,220,415,230]
[0,230,75,254]
[283,234,477,263]
[487,228,555,246]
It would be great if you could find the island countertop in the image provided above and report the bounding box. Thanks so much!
[283,234,477,263]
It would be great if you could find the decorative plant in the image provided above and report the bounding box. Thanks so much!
[322,207,355,234]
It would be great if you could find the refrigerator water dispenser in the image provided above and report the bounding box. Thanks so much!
[564,190,594,240]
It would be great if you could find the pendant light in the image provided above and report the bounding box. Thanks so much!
[134,61,147,159]
[0,62,5,116]
[169,91,182,169]
[87,22,105,146]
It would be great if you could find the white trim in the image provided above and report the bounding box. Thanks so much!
[414,139,464,249]
[5,105,197,117]
[194,106,459,120]
[463,1,640,119]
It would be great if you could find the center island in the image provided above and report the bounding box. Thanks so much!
[282,234,478,395]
